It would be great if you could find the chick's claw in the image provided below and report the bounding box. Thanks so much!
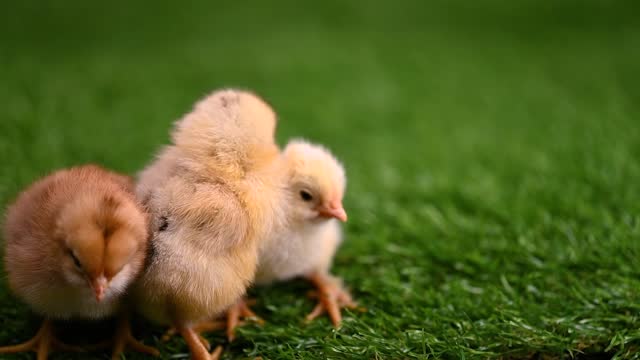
[161,299,263,348]
[178,326,220,360]
[305,289,356,326]
[161,326,177,342]
[111,316,159,360]
[161,320,226,345]
[305,273,358,327]
[210,345,223,360]
[188,321,224,351]
[0,319,85,360]
[227,298,264,342]
[193,319,229,334]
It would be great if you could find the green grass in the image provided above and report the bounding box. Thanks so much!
[1,0,640,359]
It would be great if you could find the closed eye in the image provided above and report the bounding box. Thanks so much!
[69,251,82,269]
[159,216,169,231]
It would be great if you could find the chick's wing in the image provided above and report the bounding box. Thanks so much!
[147,176,250,255]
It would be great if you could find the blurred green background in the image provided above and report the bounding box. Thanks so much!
[1,0,639,359]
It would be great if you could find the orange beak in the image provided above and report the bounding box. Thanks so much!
[318,201,348,222]
[91,275,108,302]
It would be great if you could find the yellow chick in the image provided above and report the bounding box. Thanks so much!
[133,89,285,360]
[253,140,354,326]
[0,164,158,360]
[220,139,355,341]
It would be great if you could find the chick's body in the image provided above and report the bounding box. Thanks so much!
[1,164,151,359]
[134,89,285,359]
[136,175,255,325]
[4,165,147,318]
[255,217,341,285]
[250,140,355,328]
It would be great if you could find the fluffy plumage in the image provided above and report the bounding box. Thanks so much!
[219,140,354,340]
[253,139,355,327]
[1,164,152,359]
[133,89,286,359]
[255,139,347,284]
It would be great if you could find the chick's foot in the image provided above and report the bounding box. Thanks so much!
[0,319,85,360]
[305,272,358,327]
[226,298,264,342]
[111,316,159,360]
[162,319,226,348]
[161,298,263,345]
[179,326,224,360]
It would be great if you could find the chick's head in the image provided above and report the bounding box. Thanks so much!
[54,192,147,302]
[284,139,347,223]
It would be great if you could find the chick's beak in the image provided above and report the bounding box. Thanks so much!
[91,275,108,302]
[318,201,348,222]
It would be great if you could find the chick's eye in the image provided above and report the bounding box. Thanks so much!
[300,190,313,202]
[69,251,82,269]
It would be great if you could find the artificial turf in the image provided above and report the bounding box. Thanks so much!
[1,0,639,359]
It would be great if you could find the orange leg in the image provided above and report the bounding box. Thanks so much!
[305,272,358,327]
[226,297,264,342]
[111,315,160,360]
[162,298,263,344]
[0,319,86,360]
[179,325,223,360]
[210,344,223,360]
[162,319,226,346]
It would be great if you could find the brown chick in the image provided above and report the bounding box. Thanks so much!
[0,164,158,360]
[133,89,286,360]
[223,139,355,340]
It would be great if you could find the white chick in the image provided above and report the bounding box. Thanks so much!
[256,139,354,326]
[223,139,355,340]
